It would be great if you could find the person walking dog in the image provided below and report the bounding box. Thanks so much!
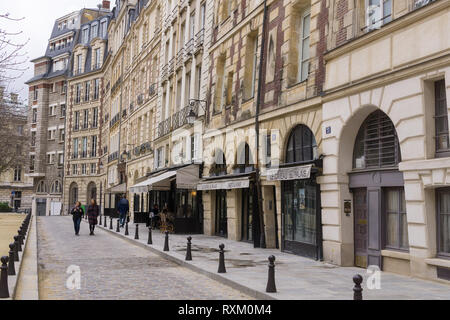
[87,199,100,235]
[71,201,84,236]
[118,195,130,228]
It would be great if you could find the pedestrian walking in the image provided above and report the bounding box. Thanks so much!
[87,199,100,236]
[70,202,84,236]
[118,195,130,228]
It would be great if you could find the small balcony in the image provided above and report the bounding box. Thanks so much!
[149,83,157,97]
[195,29,205,51]
[158,116,172,138]
[108,151,119,163]
[161,64,168,82]
[168,57,175,75]
[171,6,178,24]
[137,94,145,105]
[172,104,199,130]
[109,113,120,128]
[185,38,194,61]
[176,48,184,70]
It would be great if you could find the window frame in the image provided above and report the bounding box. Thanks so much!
[434,79,450,157]
[383,187,409,252]
[297,9,311,83]
[436,188,450,259]
[285,124,318,164]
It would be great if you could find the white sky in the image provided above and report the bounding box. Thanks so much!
[0,0,107,104]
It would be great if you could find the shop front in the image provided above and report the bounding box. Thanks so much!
[130,164,203,234]
[104,183,126,218]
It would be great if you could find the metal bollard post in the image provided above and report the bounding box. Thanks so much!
[103,215,107,227]
[14,236,21,258]
[109,217,113,230]
[185,237,192,261]
[147,227,153,245]
[7,244,15,276]
[163,231,169,251]
[0,256,9,298]
[116,219,120,232]
[353,274,363,300]
[125,222,129,236]
[18,229,24,246]
[266,255,277,293]
[99,215,102,225]
[217,244,226,273]
[134,224,139,240]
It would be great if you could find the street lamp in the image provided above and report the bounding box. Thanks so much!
[187,99,207,124]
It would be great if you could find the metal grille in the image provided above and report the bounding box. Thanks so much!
[354,110,400,169]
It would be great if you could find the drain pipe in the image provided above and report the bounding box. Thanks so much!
[254,0,269,249]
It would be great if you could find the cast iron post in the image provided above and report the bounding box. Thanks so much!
[134,224,139,240]
[147,227,153,245]
[125,222,129,236]
[185,237,192,261]
[218,244,226,273]
[109,217,113,230]
[7,244,15,276]
[353,274,363,300]
[13,236,20,261]
[0,256,9,298]
[163,231,169,251]
[266,255,276,293]
[116,219,120,232]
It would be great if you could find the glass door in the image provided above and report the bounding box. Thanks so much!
[215,190,227,237]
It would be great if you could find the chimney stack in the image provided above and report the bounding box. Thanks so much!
[102,1,111,10]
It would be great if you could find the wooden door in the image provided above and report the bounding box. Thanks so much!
[354,188,368,268]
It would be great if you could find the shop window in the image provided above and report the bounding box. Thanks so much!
[286,125,318,164]
[384,188,408,250]
[353,110,401,169]
[437,188,450,258]
[435,79,449,157]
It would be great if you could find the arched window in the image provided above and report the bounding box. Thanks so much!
[50,180,62,194]
[36,181,47,194]
[285,125,318,163]
[353,110,401,170]
[69,183,78,205]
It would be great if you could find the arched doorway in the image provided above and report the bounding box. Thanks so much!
[86,182,97,204]
[69,182,79,207]
[281,124,321,259]
[350,110,406,269]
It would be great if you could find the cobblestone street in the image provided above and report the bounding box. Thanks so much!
[36,217,251,300]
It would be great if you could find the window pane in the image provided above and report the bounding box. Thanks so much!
[440,192,450,213]
[386,189,399,212]
[386,212,398,247]
[439,213,450,254]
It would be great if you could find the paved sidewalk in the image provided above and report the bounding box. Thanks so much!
[98,217,450,300]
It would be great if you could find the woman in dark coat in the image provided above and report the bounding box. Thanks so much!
[70,201,84,236]
[87,199,100,236]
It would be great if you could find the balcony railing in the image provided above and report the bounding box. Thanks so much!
[108,151,119,163]
[168,57,175,75]
[195,29,205,50]
[161,64,168,81]
[110,113,120,128]
[172,104,199,130]
[185,38,194,60]
[180,0,188,12]
[137,94,144,105]
[158,116,172,138]
[171,6,178,24]
[176,48,184,69]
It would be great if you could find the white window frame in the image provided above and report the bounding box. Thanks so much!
[297,9,311,83]
[366,0,392,31]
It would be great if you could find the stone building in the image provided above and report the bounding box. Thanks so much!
[198,0,326,258]
[321,0,450,282]
[0,88,33,211]
[63,11,111,211]
[26,5,111,216]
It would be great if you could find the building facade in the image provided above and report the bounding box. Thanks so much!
[26,5,111,216]
[0,88,33,211]
[321,0,450,282]
[64,12,111,211]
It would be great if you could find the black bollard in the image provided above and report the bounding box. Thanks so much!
[353,274,363,300]
[218,244,226,273]
[134,224,139,240]
[99,215,102,225]
[109,217,113,230]
[18,229,24,246]
[0,256,9,298]
[7,244,15,276]
[185,237,192,261]
[266,255,277,293]
[147,227,153,245]
[13,236,20,260]
[125,222,129,236]
[116,219,120,232]
[104,215,107,227]
[163,231,169,251]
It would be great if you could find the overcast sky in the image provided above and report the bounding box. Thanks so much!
[0,0,106,104]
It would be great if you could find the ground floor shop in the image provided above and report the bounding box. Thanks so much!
[321,66,450,282]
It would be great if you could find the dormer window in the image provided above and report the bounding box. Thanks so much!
[82,27,89,44]
[91,23,99,40]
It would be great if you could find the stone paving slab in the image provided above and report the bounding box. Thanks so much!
[36,216,251,300]
[97,218,450,300]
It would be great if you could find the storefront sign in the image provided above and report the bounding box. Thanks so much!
[197,179,250,191]
[265,165,312,181]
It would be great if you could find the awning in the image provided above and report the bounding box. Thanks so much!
[107,183,127,194]
[264,164,313,181]
[176,165,200,189]
[197,177,250,191]
[130,171,176,193]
